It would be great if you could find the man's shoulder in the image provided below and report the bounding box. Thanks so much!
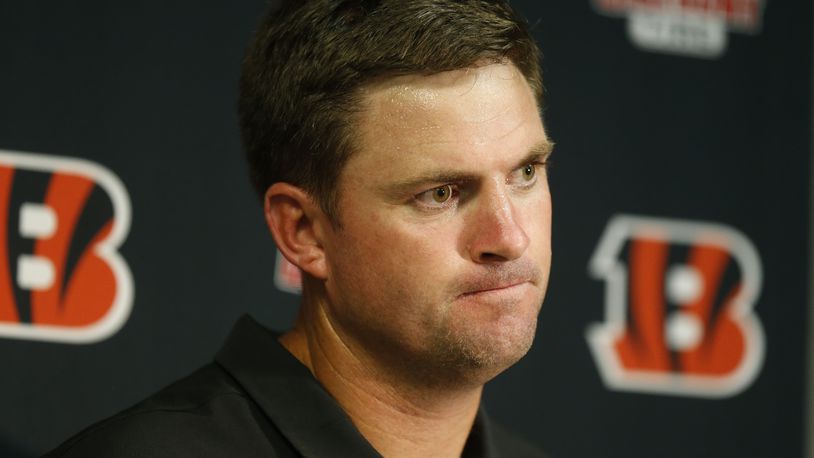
[44,363,291,458]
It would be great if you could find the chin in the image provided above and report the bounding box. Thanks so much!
[432,313,538,380]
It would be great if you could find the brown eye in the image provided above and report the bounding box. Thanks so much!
[432,185,452,203]
[522,164,536,180]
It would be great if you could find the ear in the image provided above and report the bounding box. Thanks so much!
[264,183,329,280]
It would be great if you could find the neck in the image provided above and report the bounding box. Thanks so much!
[279,299,484,458]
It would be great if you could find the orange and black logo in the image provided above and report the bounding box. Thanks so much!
[588,215,764,398]
[0,150,132,344]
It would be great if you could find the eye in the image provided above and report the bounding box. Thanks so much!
[415,184,457,210]
[509,162,541,188]
[431,184,452,203]
[522,163,536,181]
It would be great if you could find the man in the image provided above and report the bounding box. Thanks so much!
[47,1,552,456]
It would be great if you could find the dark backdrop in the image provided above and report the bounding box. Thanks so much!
[0,1,810,457]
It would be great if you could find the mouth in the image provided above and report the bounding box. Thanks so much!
[459,280,530,298]
[454,260,542,303]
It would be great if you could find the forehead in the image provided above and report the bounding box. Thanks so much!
[360,63,540,146]
[343,63,547,184]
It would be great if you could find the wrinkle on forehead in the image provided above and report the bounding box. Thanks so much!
[363,63,535,131]
[341,64,546,189]
[348,62,545,175]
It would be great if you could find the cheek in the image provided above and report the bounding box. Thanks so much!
[330,214,462,307]
[328,216,427,296]
[324,217,461,347]
[519,188,552,234]
[538,198,553,243]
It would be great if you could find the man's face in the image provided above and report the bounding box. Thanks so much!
[319,63,552,384]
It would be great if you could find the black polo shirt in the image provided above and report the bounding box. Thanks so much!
[46,315,545,457]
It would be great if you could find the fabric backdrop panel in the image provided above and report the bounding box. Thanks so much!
[0,1,810,457]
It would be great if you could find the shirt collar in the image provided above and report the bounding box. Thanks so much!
[215,315,500,458]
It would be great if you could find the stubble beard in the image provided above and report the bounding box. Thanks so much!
[428,262,544,382]
[419,308,539,388]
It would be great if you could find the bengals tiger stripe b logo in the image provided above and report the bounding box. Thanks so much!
[587,215,765,398]
[0,150,132,344]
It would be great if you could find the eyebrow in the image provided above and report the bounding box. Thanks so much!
[382,138,554,196]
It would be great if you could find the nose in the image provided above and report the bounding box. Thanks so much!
[466,185,529,263]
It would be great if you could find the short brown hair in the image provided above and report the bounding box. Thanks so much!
[239,0,542,223]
